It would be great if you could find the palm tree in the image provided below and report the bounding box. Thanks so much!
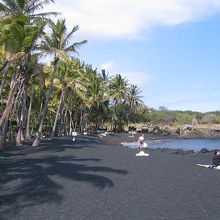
[84,67,109,129]
[109,74,128,104]
[0,15,46,148]
[0,0,56,17]
[127,84,143,110]
[0,0,55,148]
[32,19,87,146]
[126,84,143,124]
[0,0,56,74]
[109,74,128,131]
[51,59,86,137]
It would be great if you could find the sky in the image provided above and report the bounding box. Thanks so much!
[43,0,220,112]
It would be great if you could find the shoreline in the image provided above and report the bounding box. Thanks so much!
[1,135,220,220]
[95,133,220,154]
[1,132,220,154]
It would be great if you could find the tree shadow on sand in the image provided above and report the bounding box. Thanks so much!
[0,136,106,156]
[0,153,128,218]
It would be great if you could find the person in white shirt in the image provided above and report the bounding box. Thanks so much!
[72,129,77,141]
[138,134,144,146]
[136,134,149,156]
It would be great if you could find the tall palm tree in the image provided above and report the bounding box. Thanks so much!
[0,0,55,148]
[84,68,109,128]
[109,74,128,104]
[51,59,86,137]
[109,74,128,131]
[32,19,87,146]
[0,15,46,148]
[126,84,143,124]
[127,84,143,110]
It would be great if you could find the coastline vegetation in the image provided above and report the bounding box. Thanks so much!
[0,0,220,149]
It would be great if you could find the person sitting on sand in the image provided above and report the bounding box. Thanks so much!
[209,151,220,168]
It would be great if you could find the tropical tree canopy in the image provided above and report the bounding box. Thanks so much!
[0,0,145,149]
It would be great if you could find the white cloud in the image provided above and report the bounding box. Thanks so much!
[43,0,220,39]
[99,60,152,86]
[123,71,152,86]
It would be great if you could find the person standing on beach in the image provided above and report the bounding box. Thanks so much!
[72,129,77,141]
[138,134,144,148]
[136,134,148,156]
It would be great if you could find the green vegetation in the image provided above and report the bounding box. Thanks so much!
[0,1,220,149]
[0,0,145,148]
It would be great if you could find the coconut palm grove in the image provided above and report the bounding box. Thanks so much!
[0,0,147,149]
[1,0,220,150]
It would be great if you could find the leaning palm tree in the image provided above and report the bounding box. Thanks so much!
[0,0,55,148]
[32,19,87,146]
[0,15,46,148]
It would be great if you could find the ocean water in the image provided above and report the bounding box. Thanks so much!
[122,138,220,152]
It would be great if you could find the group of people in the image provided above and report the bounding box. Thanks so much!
[70,128,220,167]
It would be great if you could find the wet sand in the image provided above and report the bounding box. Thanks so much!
[0,134,220,220]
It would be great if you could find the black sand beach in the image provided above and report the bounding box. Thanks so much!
[1,134,220,220]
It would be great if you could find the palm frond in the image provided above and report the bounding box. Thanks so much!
[0,3,10,14]
[65,40,87,54]
[62,25,79,47]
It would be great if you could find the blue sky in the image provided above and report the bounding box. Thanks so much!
[44,0,220,112]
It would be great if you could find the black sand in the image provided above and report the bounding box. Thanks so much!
[1,135,220,220]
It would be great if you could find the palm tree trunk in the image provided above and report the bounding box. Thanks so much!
[69,110,73,135]
[63,109,67,135]
[16,89,26,146]
[0,60,9,74]
[51,88,65,138]
[9,119,13,141]
[0,70,25,128]
[0,63,10,98]
[80,106,84,132]
[25,84,34,140]
[0,127,3,150]
[0,68,24,149]
[113,100,118,132]
[38,71,46,121]
[32,57,59,146]
[0,119,9,150]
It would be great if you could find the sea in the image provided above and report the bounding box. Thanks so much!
[122,138,220,152]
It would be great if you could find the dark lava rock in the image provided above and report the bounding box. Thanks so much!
[200,148,210,153]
